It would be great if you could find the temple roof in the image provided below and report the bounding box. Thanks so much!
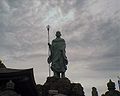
[0,68,38,96]
[0,68,21,73]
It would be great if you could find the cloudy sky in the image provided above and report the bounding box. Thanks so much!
[0,0,120,95]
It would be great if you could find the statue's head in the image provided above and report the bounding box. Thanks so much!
[6,80,15,89]
[92,87,97,91]
[107,79,115,91]
[56,31,61,37]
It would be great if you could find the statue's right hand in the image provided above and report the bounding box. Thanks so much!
[48,43,51,46]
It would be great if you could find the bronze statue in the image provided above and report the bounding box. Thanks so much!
[92,87,98,96]
[47,31,68,78]
[104,79,120,96]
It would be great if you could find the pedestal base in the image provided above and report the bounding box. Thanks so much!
[37,77,85,96]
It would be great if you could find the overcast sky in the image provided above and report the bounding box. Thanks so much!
[0,0,120,95]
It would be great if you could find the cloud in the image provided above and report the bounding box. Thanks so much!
[0,0,120,95]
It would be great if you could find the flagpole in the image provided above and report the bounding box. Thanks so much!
[46,25,51,77]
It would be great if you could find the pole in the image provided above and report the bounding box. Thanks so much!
[46,25,51,77]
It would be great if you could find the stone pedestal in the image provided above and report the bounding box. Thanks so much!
[40,77,85,96]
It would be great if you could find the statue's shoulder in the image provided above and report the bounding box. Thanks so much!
[53,38,65,42]
[115,90,120,95]
[60,38,65,41]
[59,38,65,42]
[105,90,120,96]
[105,91,109,95]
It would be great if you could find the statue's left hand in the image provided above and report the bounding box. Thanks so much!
[47,57,51,64]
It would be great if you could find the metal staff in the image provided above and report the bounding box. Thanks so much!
[46,25,51,77]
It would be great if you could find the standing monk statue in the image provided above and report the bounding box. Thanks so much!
[47,31,68,78]
[92,87,98,96]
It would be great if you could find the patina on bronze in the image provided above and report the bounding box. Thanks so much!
[47,31,68,78]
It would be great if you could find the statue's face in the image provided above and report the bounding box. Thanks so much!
[56,31,61,37]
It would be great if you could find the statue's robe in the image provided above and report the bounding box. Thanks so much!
[92,90,98,96]
[105,90,120,96]
[48,37,68,73]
